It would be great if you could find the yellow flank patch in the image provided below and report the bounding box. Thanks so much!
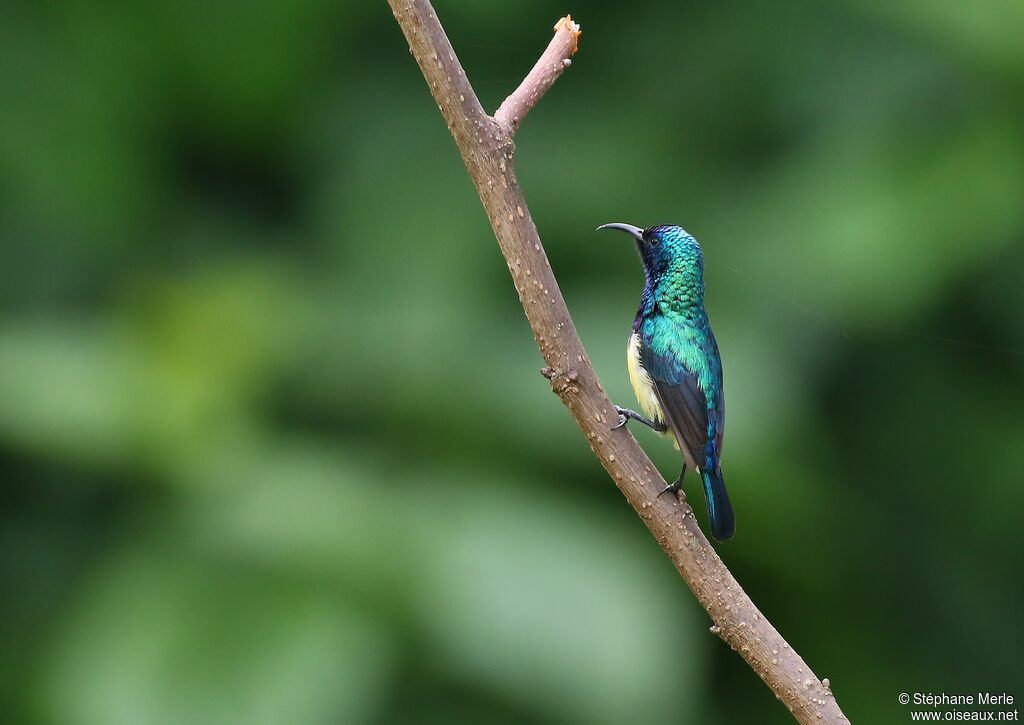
[627,333,684,454]
[627,333,666,433]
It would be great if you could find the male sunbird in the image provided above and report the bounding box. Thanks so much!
[599,223,735,542]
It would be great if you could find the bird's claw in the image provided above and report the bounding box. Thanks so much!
[658,481,682,498]
[612,405,628,430]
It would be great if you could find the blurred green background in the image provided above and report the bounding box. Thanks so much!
[2,1,1022,723]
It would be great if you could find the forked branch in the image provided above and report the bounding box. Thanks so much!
[385,3,847,722]
[494,16,581,133]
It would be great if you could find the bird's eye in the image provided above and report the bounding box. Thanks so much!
[648,235,660,247]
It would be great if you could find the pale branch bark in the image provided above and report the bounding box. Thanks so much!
[385,3,848,723]
[494,15,580,133]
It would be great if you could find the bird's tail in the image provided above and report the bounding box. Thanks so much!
[702,466,735,542]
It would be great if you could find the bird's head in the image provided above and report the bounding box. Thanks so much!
[597,223,703,279]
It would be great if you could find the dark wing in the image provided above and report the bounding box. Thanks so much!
[651,367,709,470]
[641,325,724,471]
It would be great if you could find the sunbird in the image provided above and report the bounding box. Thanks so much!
[598,223,735,541]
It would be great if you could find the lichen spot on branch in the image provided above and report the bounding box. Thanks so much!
[553,15,582,54]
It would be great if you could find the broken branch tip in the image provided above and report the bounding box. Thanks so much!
[553,14,582,54]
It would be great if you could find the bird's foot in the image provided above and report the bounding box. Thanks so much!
[657,463,686,498]
[658,480,683,498]
[611,405,665,432]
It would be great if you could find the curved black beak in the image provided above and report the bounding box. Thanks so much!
[596,222,644,242]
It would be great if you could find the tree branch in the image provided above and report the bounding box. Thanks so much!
[494,15,580,134]
[385,3,848,722]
